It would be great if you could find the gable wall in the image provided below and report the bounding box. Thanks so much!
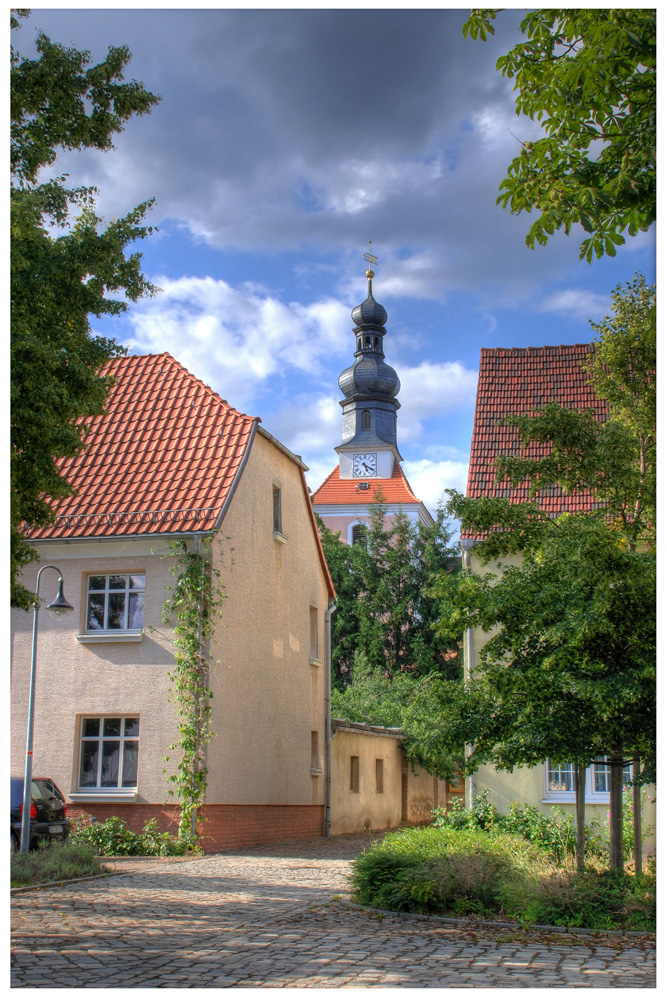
[205,429,331,809]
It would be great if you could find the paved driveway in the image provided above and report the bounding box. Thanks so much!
[11,834,655,988]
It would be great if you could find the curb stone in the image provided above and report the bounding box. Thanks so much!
[342,897,655,939]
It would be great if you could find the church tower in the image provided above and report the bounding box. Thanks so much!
[312,262,433,542]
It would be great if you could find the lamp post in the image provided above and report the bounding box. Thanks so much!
[20,565,74,854]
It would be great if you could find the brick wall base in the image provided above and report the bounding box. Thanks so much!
[68,803,326,853]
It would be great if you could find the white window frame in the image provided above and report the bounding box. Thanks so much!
[78,572,145,642]
[75,715,140,796]
[544,757,633,804]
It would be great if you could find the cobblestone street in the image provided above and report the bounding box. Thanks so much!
[11,834,655,988]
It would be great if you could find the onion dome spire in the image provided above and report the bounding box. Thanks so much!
[338,266,400,401]
[335,253,401,457]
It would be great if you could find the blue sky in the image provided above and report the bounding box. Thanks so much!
[18,5,656,513]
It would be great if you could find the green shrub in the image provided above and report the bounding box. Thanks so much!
[351,826,545,917]
[432,790,500,831]
[522,867,656,931]
[70,816,197,856]
[352,825,656,930]
[434,793,577,862]
[501,802,577,863]
[11,841,104,887]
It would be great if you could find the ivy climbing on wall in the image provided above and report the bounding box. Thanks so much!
[161,538,225,843]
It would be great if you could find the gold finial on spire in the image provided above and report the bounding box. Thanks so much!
[363,241,378,279]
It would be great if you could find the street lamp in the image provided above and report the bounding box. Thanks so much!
[20,565,74,853]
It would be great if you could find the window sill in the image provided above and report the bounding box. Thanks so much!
[310,768,323,776]
[273,531,288,544]
[68,791,139,803]
[543,795,611,805]
[309,657,324,668]
[76,630,144,644]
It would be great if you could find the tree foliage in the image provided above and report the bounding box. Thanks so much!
[320,501,462,688]
[413,275,656,866]
[463,9,656,261]
[11,11,160,607]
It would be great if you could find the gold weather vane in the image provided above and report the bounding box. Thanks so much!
[363,241,378,273]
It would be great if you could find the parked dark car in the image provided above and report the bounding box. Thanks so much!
[10,777,71,851]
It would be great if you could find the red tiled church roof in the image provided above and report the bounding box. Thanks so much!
[27,352,258,540]
[312,461,421,506]
[462,343,608,540]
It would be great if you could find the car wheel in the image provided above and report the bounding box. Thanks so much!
[11,832,19,853]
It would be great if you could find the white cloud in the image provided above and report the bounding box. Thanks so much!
[539,289,611,322]
[124,275,350,410]
[397,361,478,441]
[402,458,469,513]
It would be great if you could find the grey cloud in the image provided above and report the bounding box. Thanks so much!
[18,9,652,301]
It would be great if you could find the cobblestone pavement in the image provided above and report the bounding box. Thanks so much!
[11,834,655,988]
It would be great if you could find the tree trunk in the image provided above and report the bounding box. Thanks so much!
[632,757,642,876]
[574,763,587,872]
[608,746,624,870]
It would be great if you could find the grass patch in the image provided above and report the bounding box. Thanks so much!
[11,841,106,887]
[351,826,655,931]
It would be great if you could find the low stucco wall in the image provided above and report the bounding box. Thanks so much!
[329,728,404,836]
[329,725,463,836]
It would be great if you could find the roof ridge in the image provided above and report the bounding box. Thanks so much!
[480,342,595,356]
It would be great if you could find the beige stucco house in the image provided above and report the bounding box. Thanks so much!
[11,352,337,851]
[461,344,655,845]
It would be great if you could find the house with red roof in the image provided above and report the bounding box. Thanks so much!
[461,344,655,838]
[312,267,432,542]
[11,352,337,851]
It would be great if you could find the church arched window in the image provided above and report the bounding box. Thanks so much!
[351,523,368,547]
[361,410,371,432]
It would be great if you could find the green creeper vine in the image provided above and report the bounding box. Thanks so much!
[161,538,225,843]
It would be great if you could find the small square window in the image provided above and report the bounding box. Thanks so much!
[86,573,145,632]
[79,715,139,790]
[548,761,575,792]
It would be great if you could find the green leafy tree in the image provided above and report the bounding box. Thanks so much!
[320,501,462,689]
[439,512,655,869]
[429,275,656,870]
[463,9,656,261]
[11,11,160,607]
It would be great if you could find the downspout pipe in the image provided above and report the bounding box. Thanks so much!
[324,601,337,838]
[460,539,475,810]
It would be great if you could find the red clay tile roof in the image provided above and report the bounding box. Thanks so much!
[312,461,421,506]
[462,343,608,540]
[26,353,258,539]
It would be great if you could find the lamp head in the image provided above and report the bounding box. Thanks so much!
[46,578,74,618]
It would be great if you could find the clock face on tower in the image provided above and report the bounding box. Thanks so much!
[353,453,377,477]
